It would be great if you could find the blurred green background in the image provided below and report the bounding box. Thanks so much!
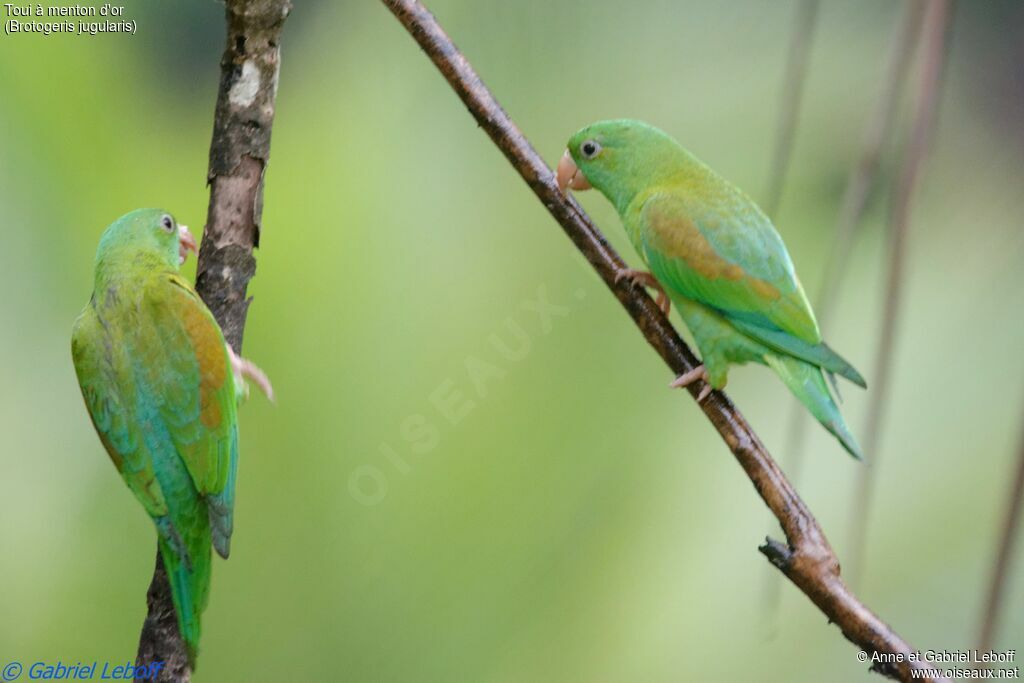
[1,1,1022,680]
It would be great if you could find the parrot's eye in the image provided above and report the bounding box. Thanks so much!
[580,140,602,159]
[160,215,174,233]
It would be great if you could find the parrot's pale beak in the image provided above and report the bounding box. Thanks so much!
[556,150,592,194]
[178,225,198,265]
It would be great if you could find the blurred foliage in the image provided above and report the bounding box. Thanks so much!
[1,1,1022,681]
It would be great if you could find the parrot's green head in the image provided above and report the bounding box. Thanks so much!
[94,208,197,279]
[558,119,691,212]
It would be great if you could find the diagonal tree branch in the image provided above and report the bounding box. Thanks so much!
[134,1,291,680]
[380,1,948,680]
[847,0,954,589]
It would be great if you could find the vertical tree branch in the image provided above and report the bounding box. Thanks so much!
[762,0,819,219]
[976,407,1024,656]
[135,1,291,680]
[847,0,953,588]
[197,0,292,352]
[380,1,948,680]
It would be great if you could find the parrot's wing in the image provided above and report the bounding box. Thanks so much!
[72,306,170,519]
[639,192,866,387]
[639,191,819,341]
[142,274,240,558]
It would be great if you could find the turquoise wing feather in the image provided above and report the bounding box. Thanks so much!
[72,306,170,519]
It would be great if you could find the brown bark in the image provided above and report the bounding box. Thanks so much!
[134,1,291,680]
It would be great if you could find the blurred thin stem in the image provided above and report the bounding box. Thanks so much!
[763,0,819,219]
[977,408,1024,657]
[814,0,925,328]
[847,0,954,589]
[381,1,949,680]
[766,0,926,614]
[134,1,291,680]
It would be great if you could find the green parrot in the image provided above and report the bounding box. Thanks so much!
[71,208,272,661]
[557,120,865,459]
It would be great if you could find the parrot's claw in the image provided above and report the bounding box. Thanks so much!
[227,346,275,402]
[615,268,671,316]
[654,291,671,317]
[669,365,714,402]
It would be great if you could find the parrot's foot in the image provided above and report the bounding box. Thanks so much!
[228,346,275,402]
[615,268,671,316]
[669,365,714,403]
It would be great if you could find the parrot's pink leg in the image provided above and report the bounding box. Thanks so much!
[227,346,275,401]
[615,268,671,316]
[669,365,714,403]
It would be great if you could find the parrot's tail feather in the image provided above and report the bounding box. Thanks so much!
[156,520,212,666]
[820,342,866,389]
[208,499,232,560]
[765,354,863,460]
[208,424,239,560]
[730,319,867,388]
[826,370,843,403]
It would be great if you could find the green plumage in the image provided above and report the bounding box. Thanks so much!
[72,209,240,661]
[565,120,865,458]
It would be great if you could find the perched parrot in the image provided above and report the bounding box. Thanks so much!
[71,208,272,662]
[557,120,865,459]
